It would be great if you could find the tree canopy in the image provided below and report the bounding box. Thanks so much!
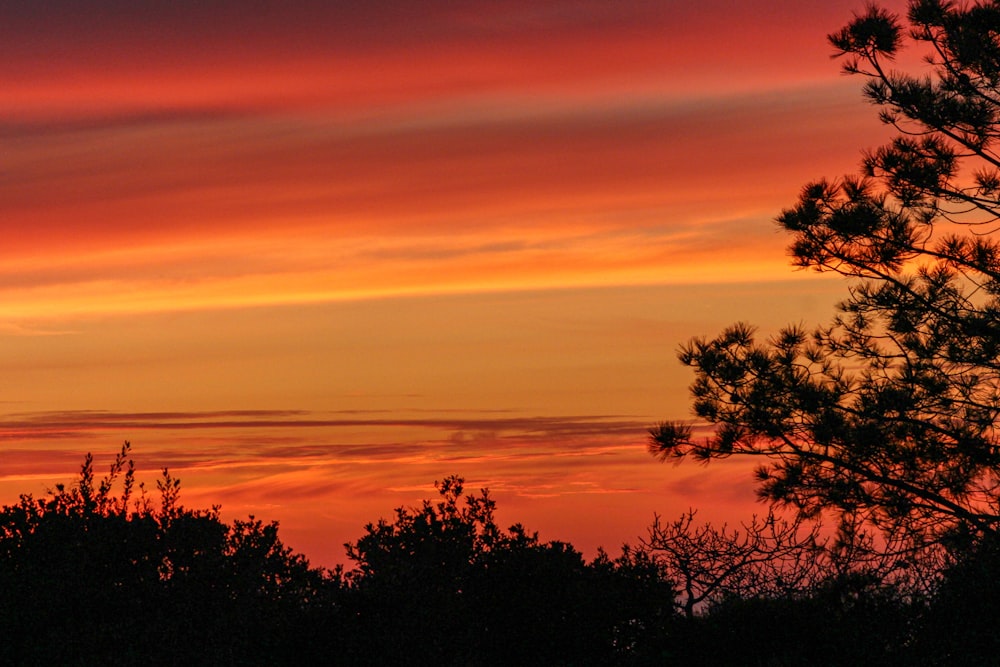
[6,443,1000,664]
[339,475,675,665]
[0,443,329,665]
[651,0,1000,549]
[0,448,678,665]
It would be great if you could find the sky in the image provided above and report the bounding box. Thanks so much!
[0,0,911,565]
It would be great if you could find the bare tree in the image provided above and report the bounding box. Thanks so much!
[641,508,825,618]
[643,505,950,619]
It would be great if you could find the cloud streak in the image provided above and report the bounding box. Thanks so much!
[0,408,650,442]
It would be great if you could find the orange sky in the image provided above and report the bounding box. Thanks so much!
[0,0,910,565]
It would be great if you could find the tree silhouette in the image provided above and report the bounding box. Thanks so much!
[340,475,496,664]
[650,0,1000,551]
[0,451,682,665]
[0,443,331,665]
[909,532,1000,662]
[678,572,914,667]
[641,508,824,618]
[6,445,991,663]
[340,475,675,665]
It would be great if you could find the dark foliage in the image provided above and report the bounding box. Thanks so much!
[337,475,676,665]
[679,574,915,667]
[0,443,331,666]
[907,532,1000,664]
[5,445,1000,664]
[0,449,678,665]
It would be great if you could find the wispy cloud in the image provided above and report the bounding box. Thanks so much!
[0,408,650,442]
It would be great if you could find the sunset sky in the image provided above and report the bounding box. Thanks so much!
[1,0,909,565]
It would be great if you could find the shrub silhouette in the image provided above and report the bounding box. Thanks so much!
[0,450,678,665]
[3,444,998,664]
[339,475,676,665]
[0,443,330,665]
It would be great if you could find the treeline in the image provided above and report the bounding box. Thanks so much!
[1,445,999,666]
